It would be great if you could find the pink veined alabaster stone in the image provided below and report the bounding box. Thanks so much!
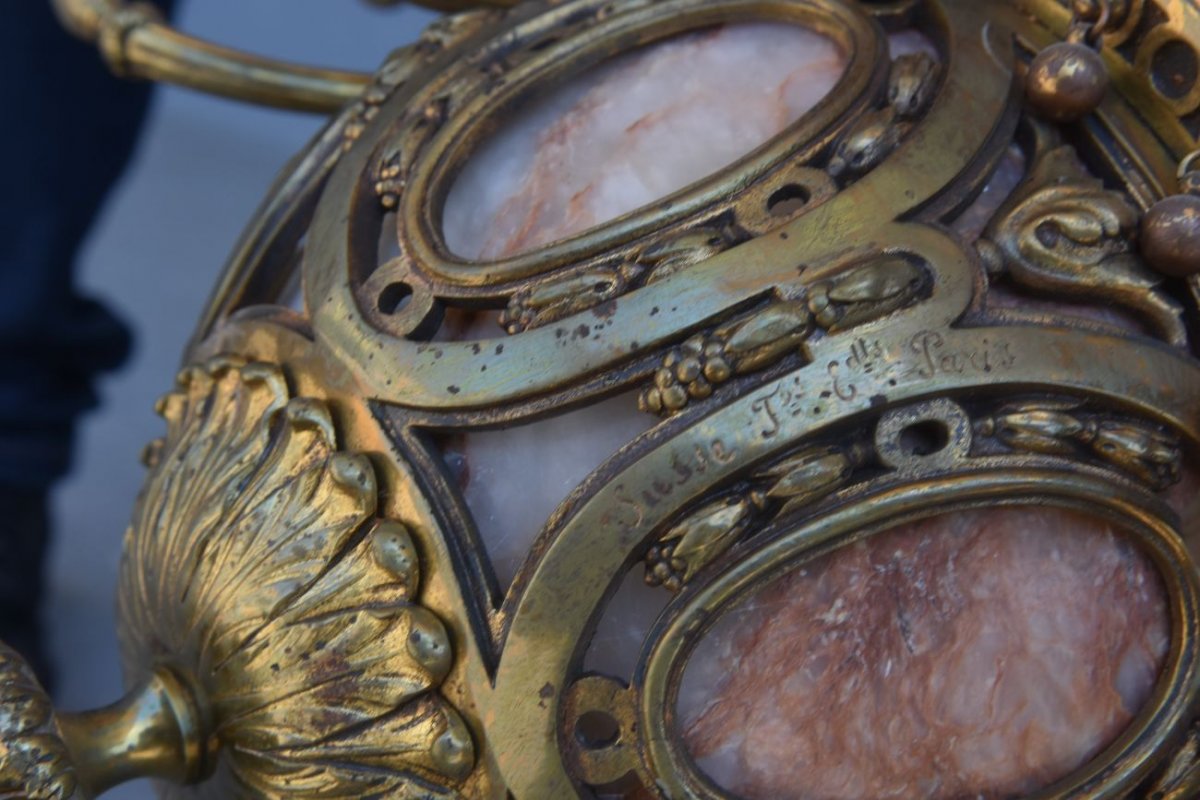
[680,508,1169,799]
[442,23,847,259]
[433,18,1181,799]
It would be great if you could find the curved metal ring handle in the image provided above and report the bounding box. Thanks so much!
[50,0,512,113]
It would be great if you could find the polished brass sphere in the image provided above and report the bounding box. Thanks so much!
[1025,41,1109,122]
[1141,195,1200,277]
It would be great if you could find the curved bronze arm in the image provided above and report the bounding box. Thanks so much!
[50,0,370,112]
[50,0,520,112]
[49,0,512,113]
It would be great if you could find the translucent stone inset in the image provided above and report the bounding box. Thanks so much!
[442,392,654,588]
[442,23,847,260]
[678,507,1169,799]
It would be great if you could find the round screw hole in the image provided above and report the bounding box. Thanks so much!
[378,282,414,315]
[767,184,811,217]
[899,420,950,457]
[575,710,621,750]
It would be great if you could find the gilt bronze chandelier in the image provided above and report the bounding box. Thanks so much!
[4,0,1200,797]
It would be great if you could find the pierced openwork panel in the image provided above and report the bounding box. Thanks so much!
[8,0,1200,798]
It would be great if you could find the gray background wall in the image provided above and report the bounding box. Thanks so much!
[48,4,436,797]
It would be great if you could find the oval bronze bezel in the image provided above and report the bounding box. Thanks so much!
[390,0,887,286]
[636,466,1200,800]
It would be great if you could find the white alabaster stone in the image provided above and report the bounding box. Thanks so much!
[444,393,653,588]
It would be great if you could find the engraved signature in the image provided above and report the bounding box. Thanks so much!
[829,337,897,401]
[606,438,738,527]
[751,375,809,438]
[906,330,1016,380]
[751,331,1017,436]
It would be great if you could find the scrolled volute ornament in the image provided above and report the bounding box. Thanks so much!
[979,142,1187,345]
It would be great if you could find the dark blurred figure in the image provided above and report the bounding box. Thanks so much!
[0,1,174,686]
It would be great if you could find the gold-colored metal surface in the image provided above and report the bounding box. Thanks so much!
[57,668,211,796]
[0,641,76,798]
[50,0,367,112]
[49,0,514,113]
[6,0,1200,797]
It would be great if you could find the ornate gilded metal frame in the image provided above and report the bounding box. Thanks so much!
[5,0,1200,798]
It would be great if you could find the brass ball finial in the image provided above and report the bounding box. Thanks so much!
[1025,42,1109,122]
[1142,152,1200,278]
[1025,0,1114,122]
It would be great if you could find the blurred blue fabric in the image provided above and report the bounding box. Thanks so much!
[0,0,174,678]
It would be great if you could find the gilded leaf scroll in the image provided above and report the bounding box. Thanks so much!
[118,357,473,798]
[0,643,75,800]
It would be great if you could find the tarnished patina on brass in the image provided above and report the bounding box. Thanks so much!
[977,134,1186,344]
[1142,148,1200,276]
[4,0,1200,797]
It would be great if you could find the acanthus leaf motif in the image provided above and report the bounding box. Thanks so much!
[117,357,473,799]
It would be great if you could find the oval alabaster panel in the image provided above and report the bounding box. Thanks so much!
[9,0,1200,799]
